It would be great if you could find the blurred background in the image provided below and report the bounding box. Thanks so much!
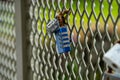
[0,0,120,80]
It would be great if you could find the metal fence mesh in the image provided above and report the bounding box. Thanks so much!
[0,1,16,80]
[27,0,120,80]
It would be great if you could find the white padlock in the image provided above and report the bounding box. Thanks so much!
[47,18,59,33]
[103,43,120,73]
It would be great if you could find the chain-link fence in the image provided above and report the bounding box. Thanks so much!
[27,0,120,80]
[0,0,120,80]
[0,0,16,80]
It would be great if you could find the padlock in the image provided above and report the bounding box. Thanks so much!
[47,18,59,33]
[47,9,71,54]
[103,71,120,80]
[103,42,120,73]
[55,26,70,54]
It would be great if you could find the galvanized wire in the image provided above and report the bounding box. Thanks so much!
[0,1,16,80]
[28,0,120,80]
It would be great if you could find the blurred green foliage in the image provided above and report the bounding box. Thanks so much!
[37,0,119,34]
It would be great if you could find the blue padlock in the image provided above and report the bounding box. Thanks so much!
[47,9,71,54]
[55,26,71,54]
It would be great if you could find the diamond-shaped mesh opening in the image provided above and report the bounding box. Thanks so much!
[27,0,120,80]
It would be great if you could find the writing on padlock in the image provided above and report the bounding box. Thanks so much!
[47,9,71,54]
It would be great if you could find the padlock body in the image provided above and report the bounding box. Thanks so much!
[103,43,120,73]
[47,18,59,33]
[55,26,70,54]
